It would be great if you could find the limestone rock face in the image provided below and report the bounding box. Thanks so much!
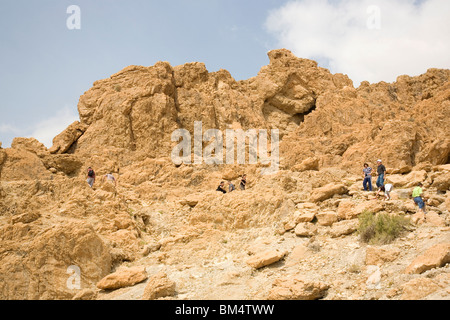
[1,48,449,300]
[281,68,450,173]
[0,221,111,299]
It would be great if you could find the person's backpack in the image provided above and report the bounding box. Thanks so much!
[88,169,95,177]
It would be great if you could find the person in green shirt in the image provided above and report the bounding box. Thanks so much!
[412,182,426,214]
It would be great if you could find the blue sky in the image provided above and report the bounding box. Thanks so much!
[0,0,448,148]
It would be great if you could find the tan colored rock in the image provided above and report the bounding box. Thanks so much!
[0,221,111,299]
[49,121,88,154]
[294,222,318,237]
[294,210,316,223]
[11,212,41,224]
[425,212,446,227]
[316,211,338,226]
[97,266,148,290]
[142,272,176,300]
[179,193,203,207]
[366,246,401,266]
[267,275,329,300]
[285,245,308,266]
[40,154,83,176]
[404,243,450,274]
[427,195,445,207]
[354,200,384,216]
[11,137,48,155]
[386,170,427,188]
[337,199,355,220]
[328,219,358,238]
[292,157,319,172]
[72,288,98,300]
[309,184,348,203]
[0,147,49,181]
[432,171,450,192]
[401,278,440,300]
[246,250,286,269]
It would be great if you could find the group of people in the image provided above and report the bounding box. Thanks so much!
[362,159,386,192]
[87,159,427,215]
[363,160,426,214]
[85,167,117,188]
[216,174,246,194]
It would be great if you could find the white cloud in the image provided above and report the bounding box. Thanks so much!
[0,123,21,135]
[265,0,450,86]
[28,106,79,148]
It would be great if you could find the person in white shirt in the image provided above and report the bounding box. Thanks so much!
[376,183,393,200]
[102,172,117,187]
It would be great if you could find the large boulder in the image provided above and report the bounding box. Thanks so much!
[404,243,450,274]
[246,250,286,269]
[142,272,176,300]
[267,275,329,300]
[309,184,348,203]
[97,266,147,291]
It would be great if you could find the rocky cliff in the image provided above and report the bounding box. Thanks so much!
[0,49,449,300]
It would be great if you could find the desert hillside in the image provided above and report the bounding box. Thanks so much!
[0,49,449,300]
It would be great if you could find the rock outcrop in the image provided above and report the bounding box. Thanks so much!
[1,49,449,300]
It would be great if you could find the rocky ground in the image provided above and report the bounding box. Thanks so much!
[94,168,450,301]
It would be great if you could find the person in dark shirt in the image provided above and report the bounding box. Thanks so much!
[240,174,247,190]
[216,181,227,194]
[86,167,96,188]
[376,160,387,188]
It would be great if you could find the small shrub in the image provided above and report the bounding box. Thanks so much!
[358,210,410,245]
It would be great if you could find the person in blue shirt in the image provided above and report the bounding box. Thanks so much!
[363,163,373,191]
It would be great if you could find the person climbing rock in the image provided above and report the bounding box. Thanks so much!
[228,180,236,192]
[376,183,393,200]
[102,172,117,187]
[240,174,247,190]
[216,181,227,194]
[412,182,427,214]
[86,167,96,188]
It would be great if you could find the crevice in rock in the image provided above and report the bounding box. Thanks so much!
[292,99,317,125]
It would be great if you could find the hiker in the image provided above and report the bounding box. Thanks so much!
[86,167,96,188]
[412,182,427,214]
[228,180,236,192]
[376,160,387,188]
[363,163,373,191]
[376,183,393,200]
[240,174,247,190]
[216,181,227,194]
[102,172,117,187]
